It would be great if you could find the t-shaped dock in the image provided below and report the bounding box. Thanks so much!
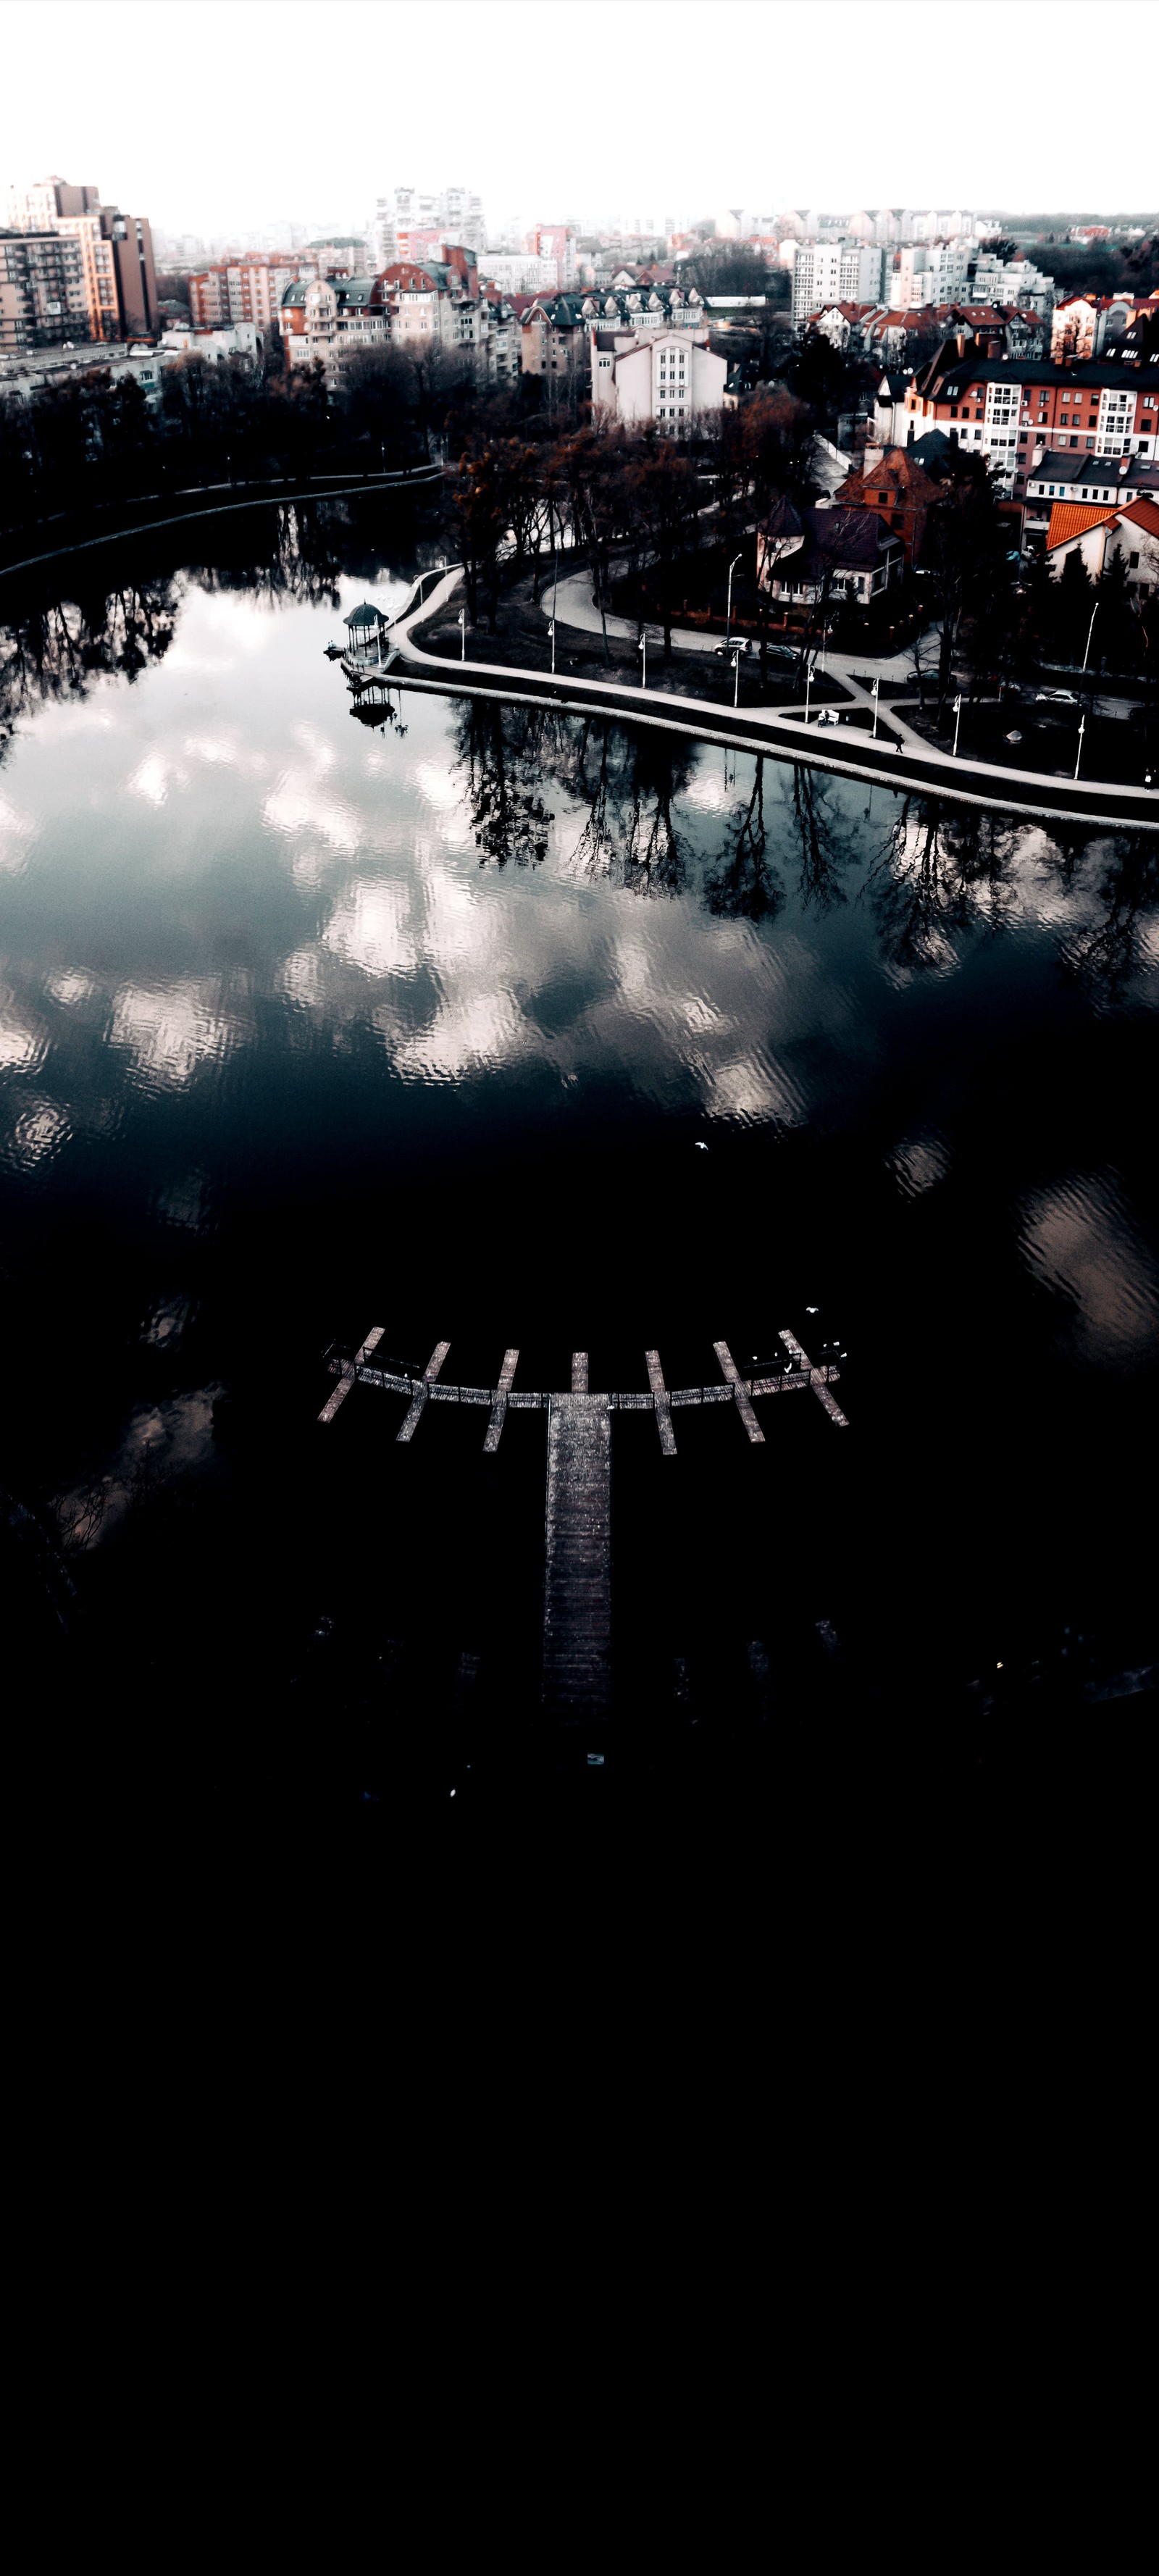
[319,1334,848,1715]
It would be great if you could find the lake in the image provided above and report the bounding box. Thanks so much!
[1,496,1155,1815]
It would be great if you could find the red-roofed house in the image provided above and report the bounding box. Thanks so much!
[1045,494,1159,596]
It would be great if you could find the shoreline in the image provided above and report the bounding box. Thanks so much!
[372,566,1159,835]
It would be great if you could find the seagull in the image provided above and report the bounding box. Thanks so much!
[695,1141,708,1152]
[806,1305,819,1313]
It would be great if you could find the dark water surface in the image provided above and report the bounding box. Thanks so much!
[1,501,1156,1820]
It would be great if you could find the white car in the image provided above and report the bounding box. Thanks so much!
[1035,687,1079,706]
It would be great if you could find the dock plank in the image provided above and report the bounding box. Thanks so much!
[645,1350,677,1457]
[778,1329,849,1428]
[543,1393,611,1715]
[571,1351,589,1394]
[318,1323,384,1423]
[483,1347,520,1453]
[712,1342,765,1443]
[396,1339,451,1443]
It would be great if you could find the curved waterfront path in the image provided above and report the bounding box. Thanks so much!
[375,566,1159,835]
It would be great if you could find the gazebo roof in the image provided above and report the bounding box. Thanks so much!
[345,601,385,628]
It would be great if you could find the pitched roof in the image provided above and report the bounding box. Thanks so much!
[1045,503,1118,550]
[1121,495,1159,538]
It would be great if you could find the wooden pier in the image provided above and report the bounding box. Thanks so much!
[317,1332,849,1715]
[543,1392,612,1716]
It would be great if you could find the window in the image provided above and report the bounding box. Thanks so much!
[1129,551,1139,568]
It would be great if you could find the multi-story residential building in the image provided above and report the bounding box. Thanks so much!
[590,282,706,386]
[522,226,577,288]
[1020,446,1158,550]
[1,174,157,343]
[590,323,724,431]
[372,185,485,270]
[279,252,516,393]
[188,258,310,331]
[0,228,89,351]
[885,236,977,309]
[903,348,1159,495]
[481,254,561,295]
[792,240,883,325]
[968,253,1055,317]
[520,293,589,393]
[279,275,392,384]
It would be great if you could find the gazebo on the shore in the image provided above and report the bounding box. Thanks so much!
[344,601,389,662]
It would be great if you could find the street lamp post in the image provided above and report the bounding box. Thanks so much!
[638,632,648,689]
[732,643,742,708]
[725,551,742,651]
[1074,711,1086,781]
[953,692,963,759]
[804,654,813,726]
[459,606,466,661]
[871,676,879,741]
[1081,601,1099,676]
[549,619,556,675]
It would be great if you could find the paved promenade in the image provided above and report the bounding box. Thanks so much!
[374,568,1158,835]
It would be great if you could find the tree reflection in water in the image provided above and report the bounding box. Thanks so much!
[706,756,783,921]
[453,699,554,866]
[0,495,440,763]
[0,579,179,759]
[2,536,1155,997]
[1055,829,1159,992]
[866,796,1020,973]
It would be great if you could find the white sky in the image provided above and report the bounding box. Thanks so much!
[1,0,1157,239]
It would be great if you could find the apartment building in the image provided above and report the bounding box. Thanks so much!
[792,240,884,325]
[189,258,309,331]
[280,254,516,392]
[968,254,1055,317]
[4,176,158,342]
[590,325,724,431]
[583,280,707,372]
[522,226,578,288]
[280,276,390,383]
[1021,446,1159,550]
[0,227,89,351]
[904,348,1159,494]
[372,185,485,269]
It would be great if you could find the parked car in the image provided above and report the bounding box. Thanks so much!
[1035,687,1079,706]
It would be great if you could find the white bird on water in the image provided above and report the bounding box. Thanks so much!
[695,1141,708,1152]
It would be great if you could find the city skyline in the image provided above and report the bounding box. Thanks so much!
[2,0,1158,246]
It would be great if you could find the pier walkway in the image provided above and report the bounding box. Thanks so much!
[318,1331,848,1718]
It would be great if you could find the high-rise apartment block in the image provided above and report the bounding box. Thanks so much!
[1,175,158,344]
[372,185,485,271]
[0,228,88,352]
[792,240,884,324]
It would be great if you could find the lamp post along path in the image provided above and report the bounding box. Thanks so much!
[725,550,742,651]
